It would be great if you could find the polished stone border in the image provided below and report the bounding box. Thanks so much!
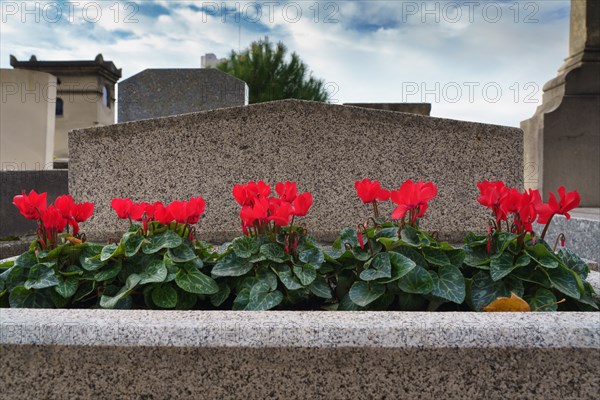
[2,272,598,399]
[1,309,599,349]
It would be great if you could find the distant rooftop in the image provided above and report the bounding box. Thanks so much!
[10,53,122,82]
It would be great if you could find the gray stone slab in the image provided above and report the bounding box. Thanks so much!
[118,68,248,122]
[70,99,523,243]
[0,170,68,237]
[344,102,431,115]
[1,308,598,399]
[534,209,600,263]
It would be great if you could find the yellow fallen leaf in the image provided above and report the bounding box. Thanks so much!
[483,292,531,312]
[65,236,83,245]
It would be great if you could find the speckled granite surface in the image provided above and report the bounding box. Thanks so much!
[69,99,523,243]
[1,309,599,399]
[118,69,248,122]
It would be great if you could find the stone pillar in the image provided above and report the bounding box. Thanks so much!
[521,0,599,206]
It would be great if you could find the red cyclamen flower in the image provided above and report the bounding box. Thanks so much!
[41,205,67,232]
[292,192,313,217]
[13,190,47,220]
[476,180,508,225]
[390,180,437,223]
[111,198,134,219]
[275,181,298,202]
[186,197,206,224]
[354,179,390,204]
[536,186,580,224]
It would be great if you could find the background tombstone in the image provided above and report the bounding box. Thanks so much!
[70,100,522,243]
[118,69,249,122]
[521,0,600,206]
[344,103,431,116]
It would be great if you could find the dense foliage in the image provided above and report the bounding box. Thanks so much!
[1,180,597,311]
[216,38,330,103]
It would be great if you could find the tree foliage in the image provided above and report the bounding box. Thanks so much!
[217,38,330,104]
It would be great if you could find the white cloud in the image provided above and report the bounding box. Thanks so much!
[0,0,571,127]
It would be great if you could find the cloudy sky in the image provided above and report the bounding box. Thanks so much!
[1,0,571,126]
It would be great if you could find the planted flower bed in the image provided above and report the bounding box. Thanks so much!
[1,179,597,312]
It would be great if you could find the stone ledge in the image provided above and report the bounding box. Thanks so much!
[1,307,598,349]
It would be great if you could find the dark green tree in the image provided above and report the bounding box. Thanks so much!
[217,38,330,104]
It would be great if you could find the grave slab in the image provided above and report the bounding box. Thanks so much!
[70,99,523,243]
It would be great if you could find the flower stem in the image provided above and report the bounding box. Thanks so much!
[540,214,555,240]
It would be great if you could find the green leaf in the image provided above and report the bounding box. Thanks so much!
[375,227,399,239]
[9,286,53,308]
[24,264,60,290]
[545,265,582,299]
[167,241,198,263]
[152,284,178,308]
[232,236,259,258]
[470,272,524,311]
[491,232,518,257]
[348,281,385,307]
[422,247,451,267]
[490,252,517,281]
[79,254,104,271]
[558,247,589,279]
[14,252,38,268]
[212,252,253,277]
[59,265,84,277]
[99,274,141,309]
[143,230,183,254]
[259,243,287,263]
[139,260,168,285]
[323,246,345,261]
[256,268,278,291]
[463,245,491,268]
[100,243,122,262]
[232,288,250,310]
[429,266,465,304]
[49,288,70,308]
[525,288,558,311]
[175,266,219,295]
[400,226,420,247]
[351,246,372,262]
[338,292,365,310]
[464,232,487,246]
[175,288,197,310]
[299,248,324,268]
[246,281,283,310]
[385,252,417,282]
[526,243,559,269]
[398,292,427,311]
[378,237,402,251]
[277,265,304,290]
[395,246,427,267]
[94,260,122,282]
[360,253,392,281]
[446,248,466,269]
[309,276,332,299]
[338,227,360,248]
[122,232,145,257]
[54,276,78,298]
[578,281,599,310]
[293,264,317,286]
[210,283,231,307]
[512,263,551,287]
[397,264,434,295]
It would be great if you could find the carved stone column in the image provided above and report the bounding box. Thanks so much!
[521,0,599,205]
